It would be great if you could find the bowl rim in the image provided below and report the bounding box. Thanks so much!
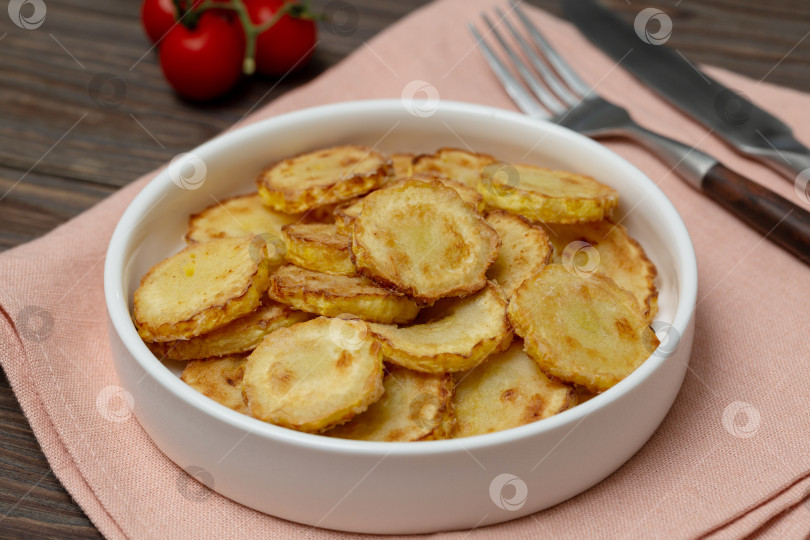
[104,99,698,457]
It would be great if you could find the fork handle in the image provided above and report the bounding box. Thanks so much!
[702,163,810,265]
[624,124,810,265]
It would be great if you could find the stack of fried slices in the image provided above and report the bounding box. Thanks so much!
[133,145,659,441]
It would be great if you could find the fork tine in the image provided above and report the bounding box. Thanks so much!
[494,6,579,107]
[481,13,567,117]
[467,23,550,118]
[513,2,592,97]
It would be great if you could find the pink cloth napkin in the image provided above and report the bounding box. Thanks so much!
[2,0,809,537]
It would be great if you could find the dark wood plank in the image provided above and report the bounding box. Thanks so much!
[0,0,808,537]
[0,0,433,188]
[534,0,810,91]
[0,1,431,536]
[0,168,116,250]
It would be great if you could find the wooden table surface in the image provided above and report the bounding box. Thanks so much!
[1,0,808,536]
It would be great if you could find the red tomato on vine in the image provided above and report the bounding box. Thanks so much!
[159,12,245,101]
[141,0,181,43]
[142,0,319,100]
[244,0,317,76]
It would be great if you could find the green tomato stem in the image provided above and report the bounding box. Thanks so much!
[174,0,198,29]
[192,0,296,76]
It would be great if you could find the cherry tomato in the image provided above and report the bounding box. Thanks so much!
[140,0,229,44]
[244,0,317,76]
[159,12,245,101]
[140,0,178,43]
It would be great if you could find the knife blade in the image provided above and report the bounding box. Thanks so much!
[562,0,810,181]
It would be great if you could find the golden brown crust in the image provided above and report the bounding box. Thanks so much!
[267,265,420,324]
[391,153,415,179]
[406,174,486,213]
[149,301,310,360]
[333,197,365,236]
[281,223,356,276]
[544,220,658,320]
[300,201,342,224]
[485,210,552,298]
[243,317,384,432]
[181,355,249,414]
[350,180,500,302]
[367,282,511,373]
[412,147,496,188]
[256,145,394,213]
[186,193,300,245]
[507,264,658,392]
[451,341,574,438]
[333,174,485,236]
[325,364,455,441]
[477,163,619,224]
[134,236,271,342]
[136,144,665,442]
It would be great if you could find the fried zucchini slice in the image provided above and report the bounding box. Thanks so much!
[333,176,484,236]
[544,220,658,320]
[186,193,298,244]
[451,341,574,438]
[507,264,658,392]
[181,355,249,414]
[367,282,511,373]
[477,163,618,224]
[326,365,454,441]
[410,174,485,213]
[351,180,500,302]
[412,147,495,188]
[243,317,384,432]
[268,265,419,324]
[134,236,271,342]
[256,145,393,213]
[334,197,364,236]
[301,201,342,223]
[485,210,551,298]
[391,152,415,179]
[281,223,356,276]
[148,301,310,360]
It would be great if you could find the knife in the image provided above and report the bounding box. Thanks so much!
[563,0,810,183]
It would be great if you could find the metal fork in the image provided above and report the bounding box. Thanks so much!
[469,4,717,186]
[469,4,810,265]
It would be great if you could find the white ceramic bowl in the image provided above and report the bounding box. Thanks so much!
[104,100,697,534]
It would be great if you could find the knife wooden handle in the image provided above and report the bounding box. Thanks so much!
[702,163,810,265]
